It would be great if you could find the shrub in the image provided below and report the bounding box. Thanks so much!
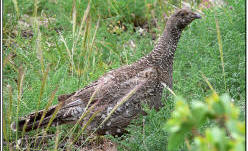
[165,93,245,151]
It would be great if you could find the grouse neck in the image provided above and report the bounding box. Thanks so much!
[146,23,183,66]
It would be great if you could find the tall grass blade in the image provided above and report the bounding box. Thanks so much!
[38,65,50,109]
[36,29,44,73]
[54,126,60,151]
[15,66,26,143]
[79,15,91,81]
[11,0,19,18]
[33,0,44,73]
[37,129,47,149]
[32,65,50,130]
[71,108,102,147]
[75,0,91,44]
[161,82,176,96]
[35,103,63,148]
[79,81,146,148]
[59,34,72,58]
[71,0,77,75]
[37,87,58,130]
[61,101,100,150]
[215,17,227,90]
[3,85,13,150]
[6,85,15,150]
[3,53,17,72]
[60,33,75,73]
[21,120,28,140]
[33,0,39,35]
[72,0,77,40]
[85,83,102,114]
[107,0,119,17]
[33,0,38,17]
[44,103,63,131]
[7,85,13,141]
[3,109,9,150]
[88,16,100,69]
[90,17,100,50]
[201,72,217,95]
[34,87,58,144]
[60,84,103,149]
[98,83,144,129]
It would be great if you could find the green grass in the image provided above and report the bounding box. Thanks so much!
[3,0,245,150]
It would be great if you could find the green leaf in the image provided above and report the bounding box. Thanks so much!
[231,138,245,151]
[219,93,231,103]
[167,131,185,151]
[205,127,227,151]
[191,101,208,126]
[226,120,245,138]
[212,101,225,115]
[219,93,240,120]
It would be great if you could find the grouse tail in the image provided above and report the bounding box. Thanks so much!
[11,104,61,132]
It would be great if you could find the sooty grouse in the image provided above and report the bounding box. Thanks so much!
[11,8,201,135]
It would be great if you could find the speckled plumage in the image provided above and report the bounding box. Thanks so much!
[11,8,201,135]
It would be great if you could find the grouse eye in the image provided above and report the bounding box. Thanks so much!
[181,12,188,17]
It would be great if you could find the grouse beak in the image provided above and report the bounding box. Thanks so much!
[193,12,202,19]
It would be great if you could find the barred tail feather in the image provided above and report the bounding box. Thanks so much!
[11,105,59,132]
[11,99,86,132]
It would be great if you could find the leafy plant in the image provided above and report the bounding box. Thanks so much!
[165,93,245,151]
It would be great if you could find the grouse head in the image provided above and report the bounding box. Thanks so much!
[169,8,201,30]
